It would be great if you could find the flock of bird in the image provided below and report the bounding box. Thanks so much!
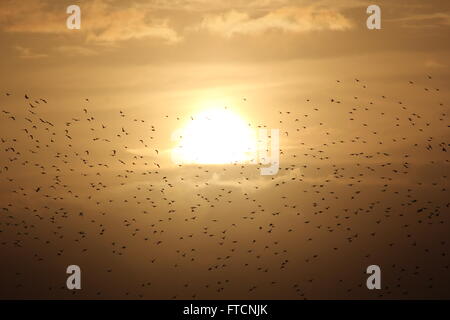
[0,75,448,299]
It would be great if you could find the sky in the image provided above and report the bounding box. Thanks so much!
[0,0,449,299]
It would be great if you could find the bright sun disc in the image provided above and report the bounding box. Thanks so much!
[172,108,256,164]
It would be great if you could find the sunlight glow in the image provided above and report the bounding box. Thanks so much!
[172,108,257,164]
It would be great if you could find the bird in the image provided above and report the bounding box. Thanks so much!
[0,72,448,301]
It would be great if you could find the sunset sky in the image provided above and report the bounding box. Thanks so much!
[0,0,449,299]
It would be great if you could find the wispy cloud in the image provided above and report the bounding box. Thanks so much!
[84,1,181,44]
[390,12,450,28]
[425,59,446,69]
[196,6,353,37]
[15,45,48,59]
[0,0,64,33]
[0,0,181,44]
[54,45,98,56]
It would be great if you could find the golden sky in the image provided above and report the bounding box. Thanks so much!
[0,0,449,299]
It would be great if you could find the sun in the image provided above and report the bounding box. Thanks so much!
[172,108,257,165]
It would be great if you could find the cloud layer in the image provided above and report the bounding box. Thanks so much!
[197,6,353,37]
[0,0,354,46]
[0,0,181,44]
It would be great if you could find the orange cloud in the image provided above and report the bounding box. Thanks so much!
[14,45,48,59]
[0,0,180,44]
[197,6,353,37]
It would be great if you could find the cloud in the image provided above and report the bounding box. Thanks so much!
[196,6,353,37]
[54,45,98,56]
[86,19,180,44]
[0,0,65,33]
[390,12,450,28]
[83,1,181,44]
[14,45,48,59]
[0,0,181,44]
[425,59,446,69]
